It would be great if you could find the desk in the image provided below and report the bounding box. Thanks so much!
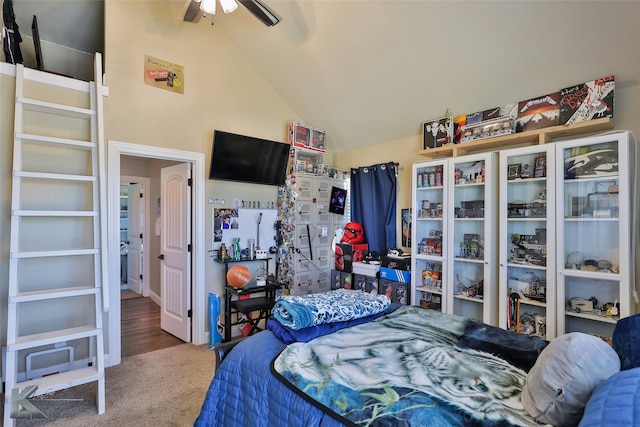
[225,283,281,341]
[217,258,281,342]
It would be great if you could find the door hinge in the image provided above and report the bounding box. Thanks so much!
[188,178,193,187]
[188,309,193,318]
[188,244,192,252]
[139,274,143,280]
[139,233,143,239]
[139,192,143,198]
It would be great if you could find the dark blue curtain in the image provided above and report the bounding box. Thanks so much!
[350,162,397,255]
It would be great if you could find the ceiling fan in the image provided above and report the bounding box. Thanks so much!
[181,0,280,26]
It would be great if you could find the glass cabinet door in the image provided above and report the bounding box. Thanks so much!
[499,145,556,339]
[556,132,633,341]
[411,160,447,313]
[446,152,497,325]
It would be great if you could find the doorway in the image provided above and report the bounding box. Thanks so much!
[120,178,149,298]
[107,141,206,367]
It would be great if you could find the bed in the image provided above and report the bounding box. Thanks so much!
[194,290,640,427]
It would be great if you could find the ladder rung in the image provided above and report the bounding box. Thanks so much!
[9,326,102,351]
[12,210,98,217]
[10,286,99,303]
[17,96,95,119]
[11,248,99,259]
[15,132,95,149]
[14,171,96,182]
[12,366,103,398]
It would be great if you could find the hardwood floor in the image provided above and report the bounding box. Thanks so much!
[120,295,184,358]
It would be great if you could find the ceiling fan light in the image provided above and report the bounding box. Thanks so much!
[220,0,238,14]
[200,0,216,14]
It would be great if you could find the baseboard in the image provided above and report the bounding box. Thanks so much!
[149,290,161,306]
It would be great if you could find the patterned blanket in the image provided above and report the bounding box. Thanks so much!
[273,306,548,427]
[272,289,391,330]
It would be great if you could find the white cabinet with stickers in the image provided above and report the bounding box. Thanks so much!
[277,172,349,295]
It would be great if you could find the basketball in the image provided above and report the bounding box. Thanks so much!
[227,265,251,288]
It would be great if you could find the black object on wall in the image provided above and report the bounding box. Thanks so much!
[209,130,290,186]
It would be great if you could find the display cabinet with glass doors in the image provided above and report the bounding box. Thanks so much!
[499,145,556,340]
[411,160,448,313]
[445,152,497,325]
[556,131,636,342]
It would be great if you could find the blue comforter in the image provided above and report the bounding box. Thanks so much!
[272,289,390,330]
[195,306,549,427]
[194,330,346,427]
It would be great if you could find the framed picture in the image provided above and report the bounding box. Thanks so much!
[507,163,521,180]
[423,115,453,149]
[402,208,411,247]
[329,186,347,215]
[534,154,547,178]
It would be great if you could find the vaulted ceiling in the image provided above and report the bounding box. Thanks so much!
[9,1,640,153]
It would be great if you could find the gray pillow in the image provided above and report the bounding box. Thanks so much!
[522,332,620,427]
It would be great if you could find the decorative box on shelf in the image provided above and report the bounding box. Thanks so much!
[288,121,326,153]
[461,115,515,143]
[290,147,324,175]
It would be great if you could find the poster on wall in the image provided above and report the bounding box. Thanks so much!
[402,208,411,247]
[144,55,184,94]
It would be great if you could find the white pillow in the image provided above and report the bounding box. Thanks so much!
[522,332,620,427]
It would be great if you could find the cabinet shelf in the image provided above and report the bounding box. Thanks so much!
[416,286,443,294]
[507,262,547,271]
[565,310,619,324]
[519,299,547,308]
[454,294,484,303]
[418,117,613,159]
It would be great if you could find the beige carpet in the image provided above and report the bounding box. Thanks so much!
[4,343,216,426]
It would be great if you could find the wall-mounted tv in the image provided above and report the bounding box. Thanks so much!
[209,130,290,186]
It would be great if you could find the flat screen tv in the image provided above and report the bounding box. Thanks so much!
[209,130,290,186]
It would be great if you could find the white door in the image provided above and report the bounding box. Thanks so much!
[160,163,192,341]
[127,183,144,295]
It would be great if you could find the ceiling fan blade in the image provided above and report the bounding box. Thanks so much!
[238,0,280,26]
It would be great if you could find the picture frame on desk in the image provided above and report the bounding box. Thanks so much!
[534,154,547,178]
[507,163,521,180]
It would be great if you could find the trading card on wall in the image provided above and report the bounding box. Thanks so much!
[422,116,453,149]
[516,92,560,132]
[559,76,614,125]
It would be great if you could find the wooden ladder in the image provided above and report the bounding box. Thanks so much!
[3,54,108,425]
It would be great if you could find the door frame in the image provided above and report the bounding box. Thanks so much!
[107,140,206,367]
[121,176,150,297]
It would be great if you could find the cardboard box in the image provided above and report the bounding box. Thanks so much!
[352,262,380,277]
[559,76,614,125]
[516,92,560,133]
[381,256,411,271]
[335,243,368,273]
[379,267,411,283]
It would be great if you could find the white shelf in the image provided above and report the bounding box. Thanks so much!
[15,366,103,398]
[10,326,101,351]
